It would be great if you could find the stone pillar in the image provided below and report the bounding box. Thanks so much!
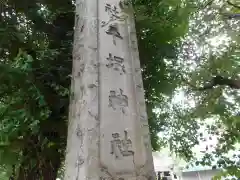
[64,0,156,179]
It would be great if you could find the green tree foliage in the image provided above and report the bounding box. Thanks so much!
[0,0,74,179]
[0,0,239,179]
[134,0,194,150]
[156,0,240,177]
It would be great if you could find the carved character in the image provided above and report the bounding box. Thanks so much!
[101,3,126,27]
[109,89,128,113]
[100,166,114,180]
[110,133,122,158]
[121,130,134,156]
[106,24,123,45]
[106,53,125,74]
[101,4,119,27]
[110,130,134,159]
[105,3,118,15]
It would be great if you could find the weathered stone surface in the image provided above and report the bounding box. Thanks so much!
[64,0,155,179]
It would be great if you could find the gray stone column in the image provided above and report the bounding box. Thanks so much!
[64,0,156,179]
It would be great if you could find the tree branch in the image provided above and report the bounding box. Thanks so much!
[182,75,240,91]
[203,0,215,9]
[198,76,240,90]
[227,0,240,9]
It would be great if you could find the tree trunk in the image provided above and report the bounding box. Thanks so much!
[41,145,62,180]
[16,134,62,180]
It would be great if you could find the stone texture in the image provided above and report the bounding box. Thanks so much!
[64,0,156,179]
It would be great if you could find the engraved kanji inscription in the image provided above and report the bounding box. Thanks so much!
[109,89,128,113]
[101,3,126,27]
[106,53,125,74]
[110,130,134,159]
[106,24,123,45]
[100,165,114,180]
[102,3,118,27]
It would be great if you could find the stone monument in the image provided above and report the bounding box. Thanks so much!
[64,0,156,179]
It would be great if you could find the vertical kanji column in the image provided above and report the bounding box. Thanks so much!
[64,0,156,179]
